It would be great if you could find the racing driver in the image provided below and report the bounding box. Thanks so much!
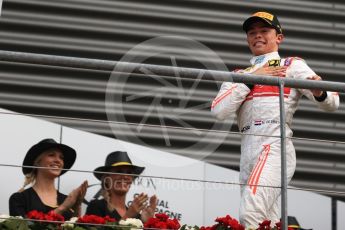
[211,11,340,228]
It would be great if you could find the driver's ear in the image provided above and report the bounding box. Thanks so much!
[276,33,284,45]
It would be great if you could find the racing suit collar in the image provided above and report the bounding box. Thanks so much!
[250,51,280,66]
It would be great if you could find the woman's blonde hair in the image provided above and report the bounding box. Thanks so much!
[102,188,115,212]
[101,175,116,212]
[18,152,46,192]
[18,172,36,192]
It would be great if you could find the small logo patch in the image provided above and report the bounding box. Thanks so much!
[252,12,274,21]
[268,59,281,67]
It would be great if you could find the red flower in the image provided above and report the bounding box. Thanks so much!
[26,210,64,228]
[275,222,281,230]
[214,215,244,230]
[228,219,244,230]
[156,222,168,229]
[46,210,65,222]
[275,222,294,230]
[77,214,107,224]
[200,226,215,230]
[166,219,181,229]
[67,214,117,228]
[103,215,116,223]
[26,210,46,220]
[155,213,170,221]
[257,220,272,230]
[145,217,159,226]
[26,210,64,222]
[201,215,244,230]
[144,213,180,230]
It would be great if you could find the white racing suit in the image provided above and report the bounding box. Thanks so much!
[211,51,339,228]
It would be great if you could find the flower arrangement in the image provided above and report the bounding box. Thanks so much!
[0,211,117,230]
[27,210,64,230]
[199,215,244,230]
[63,214,116,229]
[0,211,64,230]
[0,211,303,230]
[76,214,116,228]
[144,213,180,230]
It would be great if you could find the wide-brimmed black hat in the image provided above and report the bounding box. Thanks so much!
[93,151,145,180]
[22,138,76,176]
[287,216,312,230]
[243,11,283,34]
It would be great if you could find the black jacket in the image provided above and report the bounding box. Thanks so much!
[9,187,73,220]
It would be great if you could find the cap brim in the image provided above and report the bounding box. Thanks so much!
[93,165,145,180]
[243,16,275,32]
[22,143,76,176]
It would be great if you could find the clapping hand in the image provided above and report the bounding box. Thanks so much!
[71,180,88,216]
[56,180,88,216]
[141,195,157,222]
[124,193,149,219]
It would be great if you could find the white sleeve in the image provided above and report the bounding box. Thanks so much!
[287,59,339,112]
[211,82,251,120]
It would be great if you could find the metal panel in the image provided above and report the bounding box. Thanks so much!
[0,0,344,200]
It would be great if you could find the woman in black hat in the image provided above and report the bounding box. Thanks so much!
[86,151,157,222]
[9,138,88,220]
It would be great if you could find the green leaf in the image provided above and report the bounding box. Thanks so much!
[1,219,29,230]
[88,227,99,230]
[18,220,29,230]
[180,224,187,230]
[193,225,200,230]
[73,227,87,230]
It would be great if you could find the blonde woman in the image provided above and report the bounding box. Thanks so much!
[9,139,88,219]
[86,151,157,222]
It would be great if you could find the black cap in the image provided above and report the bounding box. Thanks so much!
[287,216,313,230]
[93,151,145,180]
[243,11,283,34]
